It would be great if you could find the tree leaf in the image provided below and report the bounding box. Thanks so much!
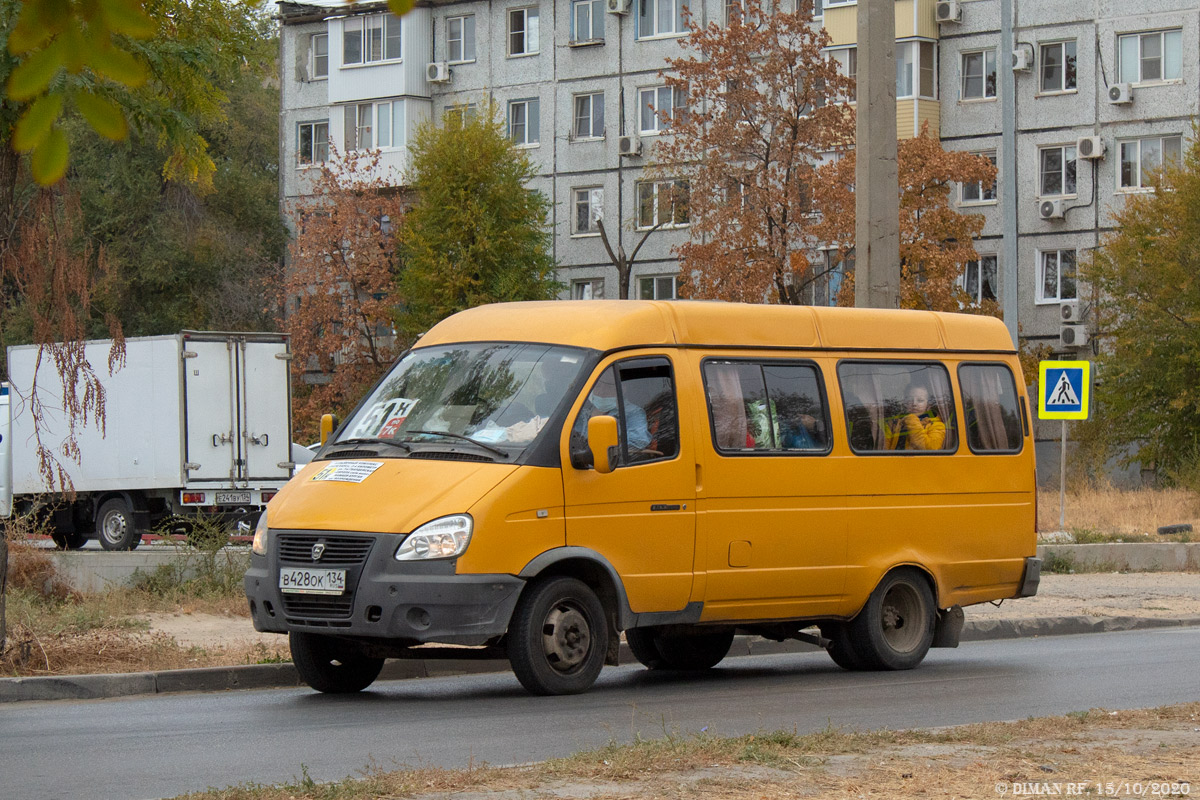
[89,45,148,88]
[387,0,417,15]
[7,42,63,101]
[13,93,65,152]
[31,127,70,185]
[100,0,157,38]
[8,18,55,56]
[75,91,129,140]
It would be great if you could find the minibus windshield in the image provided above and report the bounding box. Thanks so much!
[333,342,589,458]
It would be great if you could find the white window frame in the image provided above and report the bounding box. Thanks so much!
[1118,135,1183,192]
[508,7,540,57]
[1037,248,1077,304]
[961,48,997,100]
[1118,29,1182,84]
[897,41,937,100]
[829,46,857,102]
[343,101,403,151]
[342,13,402,67]
[508,98,540,146]
[447,15,476,63]
[572,92,604,140]
[959,253,998,306]
[638,85,686,134]
[444,103,478,127]
[1039,145,1077,198]
[638,274,678,300]
[959,151,997,205]
[572,187,604,236]
[1038,40,1076,94]
[637,0,687,39]
[298,120,329,167]
[572,278,605,300]
[636,179,689,229]
[571,0,604,43]
[309,33,328,80]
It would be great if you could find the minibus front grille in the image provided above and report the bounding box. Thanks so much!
[277,533,374,566]
[407,451,494,462]
[281,593,355,619]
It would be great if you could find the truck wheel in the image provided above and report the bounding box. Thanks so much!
[625,628,667,670]
[507,577,607,696]
[96,498,140,551]
[653,630,734,670]
[51,530,89,550]
[289,631,384,694]
[845,568,936,671]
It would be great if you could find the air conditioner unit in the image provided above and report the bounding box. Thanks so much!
[1060,301,1081,323]
[1039,198,1064,220]
[1012,49,1032,72]
[1060,324,1089,349]
[426,62,451,83]
[935,0,962,23]
[1076,136,1105,160]
[607,0,631,14]
[618,135,641,156]
[1108,82,1133,105]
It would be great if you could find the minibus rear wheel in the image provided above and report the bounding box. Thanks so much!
[507,577,608,695]
[846,568,936,670]
[290,631,385,693]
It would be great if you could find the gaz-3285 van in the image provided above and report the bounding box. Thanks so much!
[245,301,1040,695]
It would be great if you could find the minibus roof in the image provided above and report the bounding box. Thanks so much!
[417,301,1017,354]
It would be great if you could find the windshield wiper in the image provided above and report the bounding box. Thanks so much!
[402,430,509,460]
[330,437,411,452]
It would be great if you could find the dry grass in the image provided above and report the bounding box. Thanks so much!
[168,704,1200,800]
[1038,485,1200,540]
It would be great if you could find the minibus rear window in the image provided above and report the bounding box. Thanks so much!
[837,361,958,454]
[702,360,830,455]
[958,363,1024,453]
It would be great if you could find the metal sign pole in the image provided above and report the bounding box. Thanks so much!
[1059,419,1067,530]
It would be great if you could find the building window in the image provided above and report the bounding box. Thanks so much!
[1039,41,1076,93]
[444,103,478,127]
[310,33,328,79]
[1039,145,1077,196]
[637,0,686,38]
[1038,249,1077,303]
[812,0,823,19]
[573,92,604,140]
[343,14,402,66]
[639,85,686,134]
[344,103,373,150]
[1119,29,1182,83]
[343,102,403,151]
[508,98,540,146]
[960,254,998,305]
[298,121,329,165]
[509,8,540,56]
[447,15,476,63]
[572,278,605,299]
[636,180,689,229]
[573,187,603,234]
[1119,135,1182,190]
[572,0,603,42]
[638,275,677,299]
[725,0,742,25]
[960,151,997,204]
[829,46,856,102]
[961,49,997,100]
[897,41,936,100]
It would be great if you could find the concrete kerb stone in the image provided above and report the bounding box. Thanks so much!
[4,614,1199,704]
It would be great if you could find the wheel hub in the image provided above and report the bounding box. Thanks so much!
[103,513,126,542]
[880,583,924,653]
[542,603,591,672]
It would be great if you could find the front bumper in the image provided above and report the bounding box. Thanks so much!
[244,529,525,646]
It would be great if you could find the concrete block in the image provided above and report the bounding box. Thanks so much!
[1037,543,1200,572]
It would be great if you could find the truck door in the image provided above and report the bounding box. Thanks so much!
[182,338,238,483]
[237,338,292,482]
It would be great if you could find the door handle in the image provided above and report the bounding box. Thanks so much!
[250,433,269,446]
[212,433,231,447]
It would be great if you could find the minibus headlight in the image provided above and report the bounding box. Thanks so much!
[395,514,473,561]
[252,510,269,556]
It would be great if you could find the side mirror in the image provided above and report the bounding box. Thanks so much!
[587,415,619,474]
[319,413,340,446]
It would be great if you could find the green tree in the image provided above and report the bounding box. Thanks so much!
[1083,134,1200,476]
[397,107,560,338]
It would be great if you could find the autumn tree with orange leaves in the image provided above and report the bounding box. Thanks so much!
[283,149,406,439]
[653,0,855,304]
[811,124,998,313]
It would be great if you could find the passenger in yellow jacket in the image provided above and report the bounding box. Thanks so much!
[886,385,946,451]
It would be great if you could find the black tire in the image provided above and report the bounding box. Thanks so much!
[289,631,384,694]
[820,622,869,671]
[507,577,608,696]
[625,628,668,670]
[96,498,140,551]
[654,630,735,670]
[845,568,936,670]
[51,529,89,550]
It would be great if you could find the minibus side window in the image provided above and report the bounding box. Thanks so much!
[703,360,829,455]
[959,364,1024,453]
[837,361,958,454]
[569,358,679,469]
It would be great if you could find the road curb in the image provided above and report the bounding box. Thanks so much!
[4,614,1199,704]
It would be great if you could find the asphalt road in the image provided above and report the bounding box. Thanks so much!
[5,627,1199,800]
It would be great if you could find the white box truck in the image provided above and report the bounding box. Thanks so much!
[1,331,296,549]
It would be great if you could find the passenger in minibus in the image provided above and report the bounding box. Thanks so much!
[885,384,947,451]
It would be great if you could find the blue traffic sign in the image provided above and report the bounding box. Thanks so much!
[1038,360,1090,420]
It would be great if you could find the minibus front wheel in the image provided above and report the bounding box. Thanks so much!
[507,577,608,696]
[290,631,385,694]
[845,568,936,671]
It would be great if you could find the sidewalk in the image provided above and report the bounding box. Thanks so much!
[3,572,1199,704]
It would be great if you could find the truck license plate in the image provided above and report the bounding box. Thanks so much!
[279,568,346,595]
[215,491,252,504]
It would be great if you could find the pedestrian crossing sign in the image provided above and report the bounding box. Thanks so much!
[1038,360,1090,420]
